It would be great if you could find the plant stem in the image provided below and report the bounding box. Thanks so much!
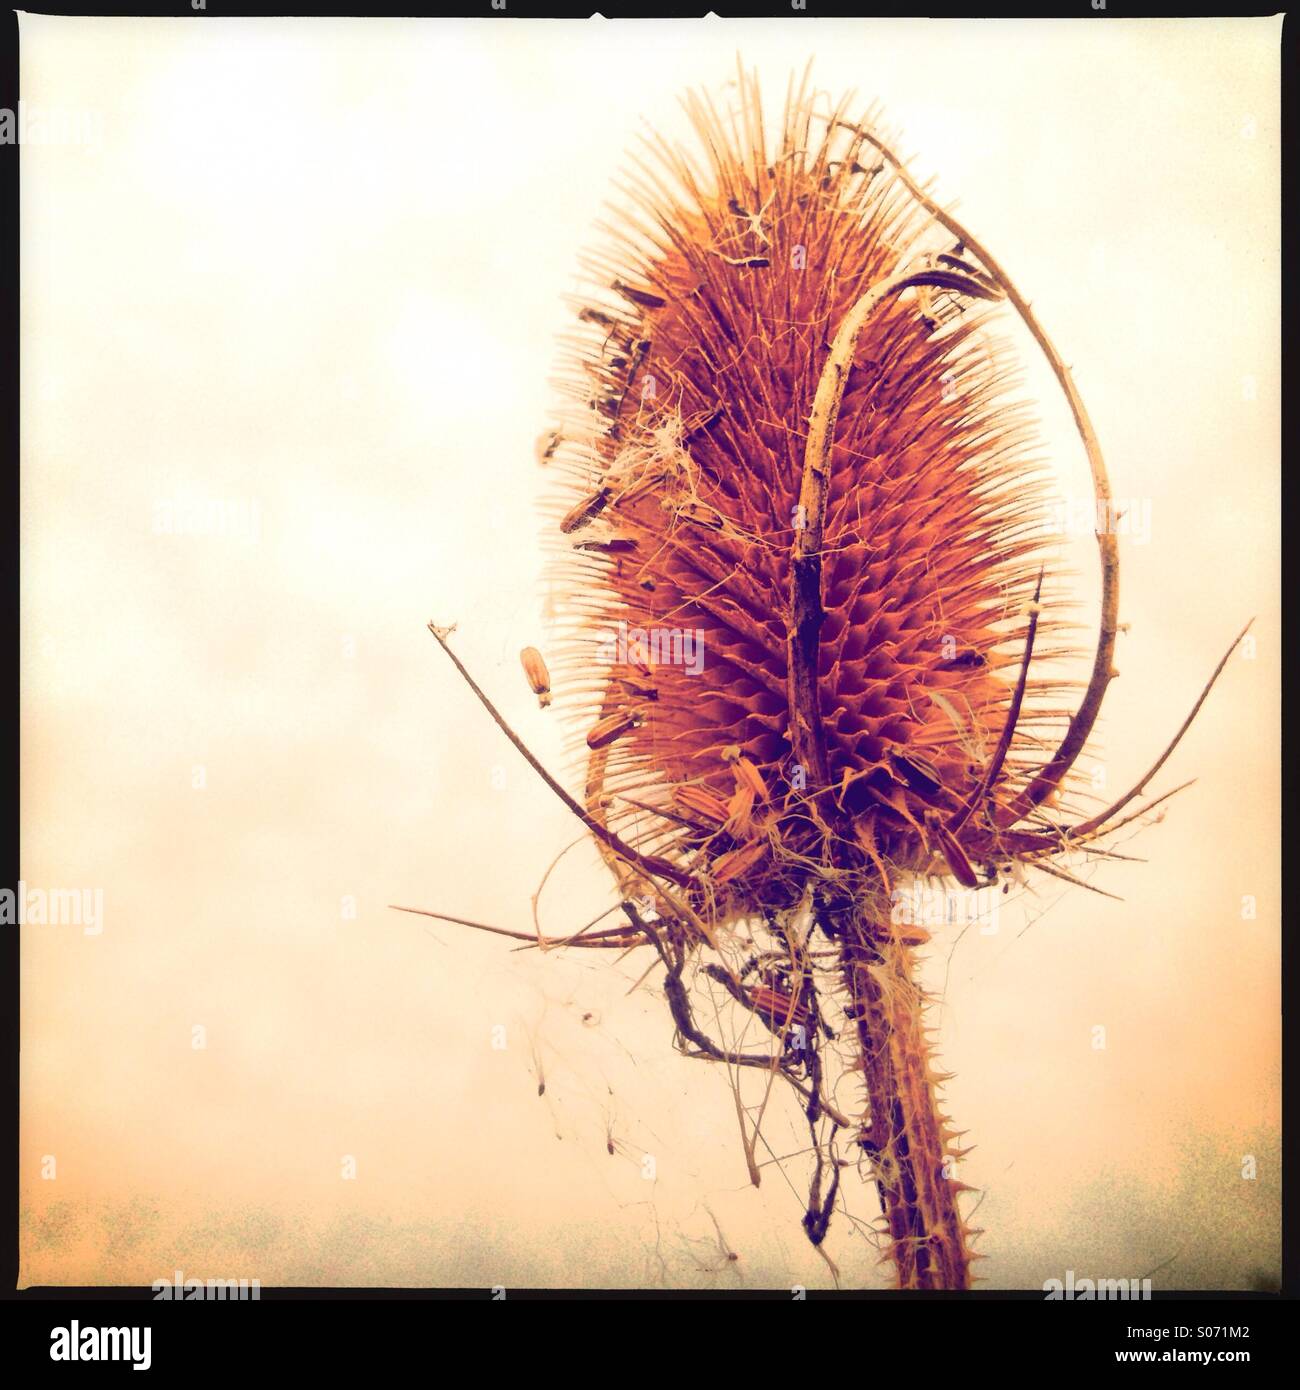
[828,903,974,1289]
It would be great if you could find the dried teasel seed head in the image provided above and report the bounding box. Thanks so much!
[544,70,1076,923]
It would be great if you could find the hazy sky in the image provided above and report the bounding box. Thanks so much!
[19,15,1280,1290]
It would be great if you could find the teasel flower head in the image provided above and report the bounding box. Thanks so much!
[544,71,1074,922]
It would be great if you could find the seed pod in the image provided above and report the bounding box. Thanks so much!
[616,676,658,701]
[574,537,638,554]
[610,467,667,507]
[560,488,610,534]
[535,428,561,466]
[586,710,638,750]
[613,279,666,310]
[674,501,724,530]
[729,755,768,803]
[924,811,980,889]
[711,838,768,885]
[724,782,756,838]
[936,647,986,671]
[748,983,809,1031]
[519,647,551,709]
[888,750,945,799]
[673,784,730,825]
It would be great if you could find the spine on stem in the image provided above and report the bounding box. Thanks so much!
[832,904,976,1289]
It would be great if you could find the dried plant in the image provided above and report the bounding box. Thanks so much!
[404,66,1247,1290]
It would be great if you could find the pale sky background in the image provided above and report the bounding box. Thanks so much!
[18,15,1281,1290]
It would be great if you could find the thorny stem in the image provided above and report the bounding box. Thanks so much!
[828,905,975,1290]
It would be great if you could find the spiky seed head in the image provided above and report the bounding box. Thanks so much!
[544,71,1072,925]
